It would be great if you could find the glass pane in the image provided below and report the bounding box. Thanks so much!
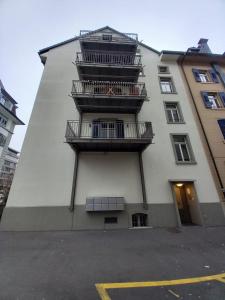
[181,144,190,161]
[175,144,183,161]
[140,214,147,226]
[166,103,176,109]
[167,110,173,122]
[132,215,138,227]
[172,109,180,122]
[173,136,185,143]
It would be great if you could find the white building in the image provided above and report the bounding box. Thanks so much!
[0,147,19,200]
[1,27,224,230]
[0,81,23,178]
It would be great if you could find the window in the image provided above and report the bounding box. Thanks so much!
[104,217,117,224]
[165,102,184,123]
[201,92,225,109]
[218,119,225,139]
[0,114,8,127]
[0,96,13,110]
[4,160,10,166]
[171,135,195,164]
[199,71,210,83]
[158,66,169,73]
[92,120,124,139]
[160,77,175,93]
[192,68,219,83]
[102,34,112,41]
[132,213,148,227]
[0,133,6,147]
[3,166,10,173]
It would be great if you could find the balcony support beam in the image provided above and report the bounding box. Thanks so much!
[139,152,148,210]
[69,114,82,212]
[69,151,79,212]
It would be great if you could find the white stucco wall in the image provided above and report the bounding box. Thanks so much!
[6,33,221,209]
[139,45,219,204]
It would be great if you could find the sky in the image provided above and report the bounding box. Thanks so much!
[0,0,225,151]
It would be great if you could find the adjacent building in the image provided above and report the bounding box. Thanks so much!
[1,27,224,231]
[0,147,19,201]
[0,81,24,171]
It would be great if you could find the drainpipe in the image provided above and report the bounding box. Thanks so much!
[135,114,148,210]
[180,52,224,196]
[69,113,82,211]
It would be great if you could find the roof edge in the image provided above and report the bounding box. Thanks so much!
[38,26,160,56]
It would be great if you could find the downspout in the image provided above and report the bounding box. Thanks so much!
[180,53,224,196]
[69,113,82,211]
[135,114,148,210]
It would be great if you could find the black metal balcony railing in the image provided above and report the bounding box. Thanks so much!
[71,81,147,98]
[76,51,141,66]
[80,30,138,42]
[66,121,153,140]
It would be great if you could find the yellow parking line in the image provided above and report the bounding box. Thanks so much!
[217,278,225,283]
[95,273,225,300]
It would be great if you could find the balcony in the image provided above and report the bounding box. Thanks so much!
[65,120,153,152]
[71,81,147,113]
[76,51,142,81]
[79,30,138,52]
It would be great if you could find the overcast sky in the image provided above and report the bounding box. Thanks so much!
[1,0,225,151]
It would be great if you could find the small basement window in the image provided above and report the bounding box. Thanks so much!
[158,66,169,73]
[104,217,118,224]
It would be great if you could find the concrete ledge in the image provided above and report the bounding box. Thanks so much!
[0,207,73,231]
[1,202,224,231]
[200,203,225,226]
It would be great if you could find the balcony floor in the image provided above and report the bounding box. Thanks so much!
[77,65,140,82]
[66,138,152,152]
[73,96,145,113]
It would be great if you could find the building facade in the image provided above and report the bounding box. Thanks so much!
[0,81,24,171]
[181,41,225,203]
[1,27,224,231]
[0,147,19,194]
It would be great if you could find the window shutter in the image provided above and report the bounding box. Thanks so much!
[209,69,219,83]
[192,69,201,82]
[219,92,225,107]
[201,91,212,108]
[217,119,225,139]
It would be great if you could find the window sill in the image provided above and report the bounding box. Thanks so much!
[198,82,219,84]
[206,108,225,110]
[161,92,177,94]
[167,121,185,124]
[175,161,197,165]
[159,72,170,75]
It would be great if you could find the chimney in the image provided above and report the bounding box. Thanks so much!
[197,38,212,54]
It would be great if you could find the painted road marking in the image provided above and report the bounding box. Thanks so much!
[95,273,225,300]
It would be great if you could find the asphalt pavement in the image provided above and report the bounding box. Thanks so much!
[0,226,225,299]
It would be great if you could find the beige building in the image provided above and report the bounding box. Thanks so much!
[1,28,224,230]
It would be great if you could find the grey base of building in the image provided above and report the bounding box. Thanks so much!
[0,202,224,231]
